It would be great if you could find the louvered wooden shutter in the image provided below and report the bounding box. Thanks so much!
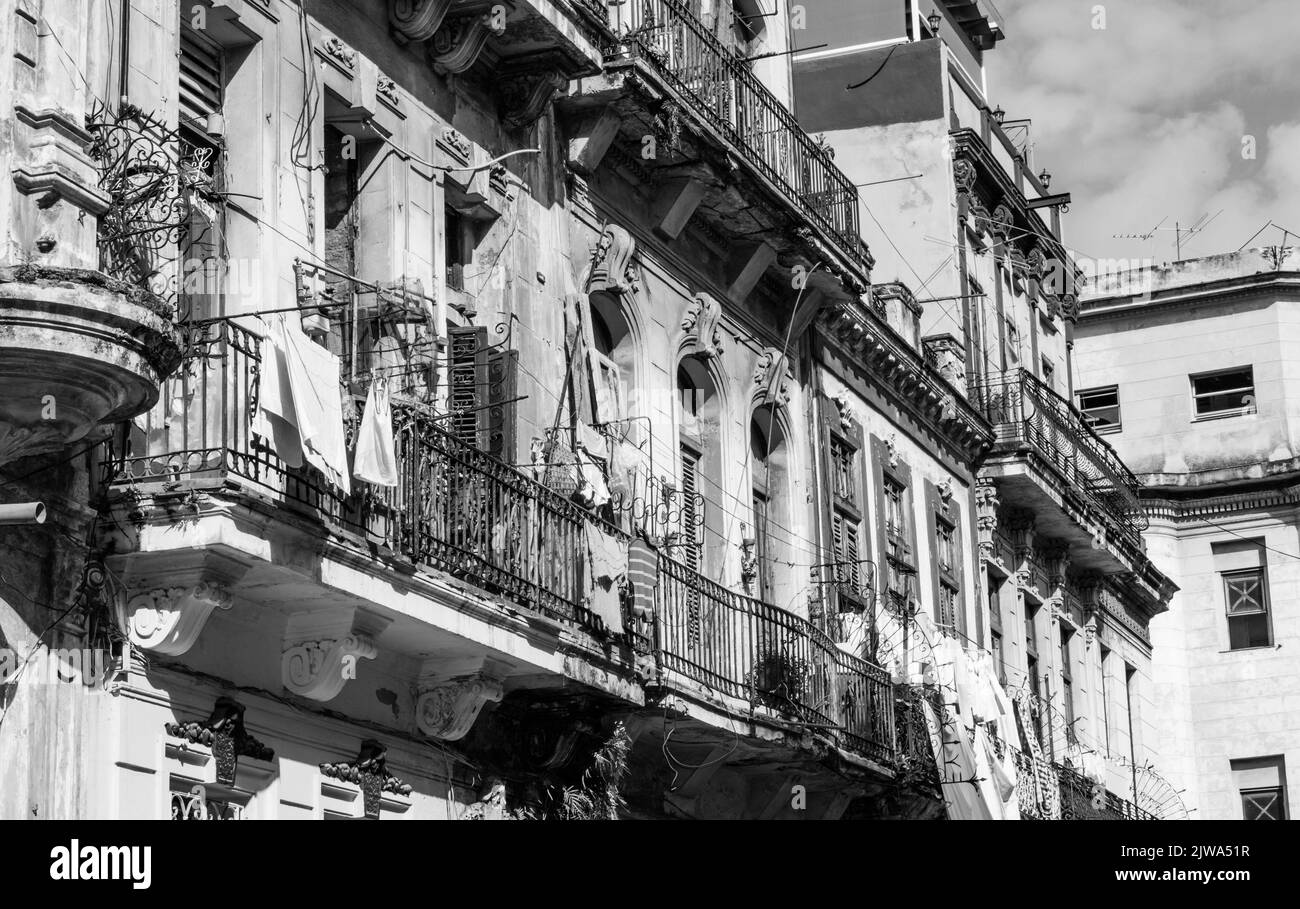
[680,445,701,573]
[448,325,489,450]
[487,348,518,463]
[180,28,223,128]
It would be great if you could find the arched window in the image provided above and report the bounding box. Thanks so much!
[588,293,635,427]
[677,356,725,579]
[750,404,790,604]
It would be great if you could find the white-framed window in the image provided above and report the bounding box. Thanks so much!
[1077,385,1121,432]
[1223,567,1272,649]
[1191,366,1255,419]
[1232,756,1288,820]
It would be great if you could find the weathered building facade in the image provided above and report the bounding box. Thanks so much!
[792,0,1179,817]
[1075,249,1300,820]
[1,0,1169,820]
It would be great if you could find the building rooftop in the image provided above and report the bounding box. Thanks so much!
[1081,246,1300,309]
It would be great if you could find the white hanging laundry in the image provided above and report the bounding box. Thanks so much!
[269,312,351,495]
[354,378,398,487]
[584,521,628,633]
[252,314,305,469]
[576,447,611,508]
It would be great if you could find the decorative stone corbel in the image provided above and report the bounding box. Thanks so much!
[320,739,412,819]
[499,57,568,130]
[282,607,390,702]
[681,291,725,359]
[116,582,232,656]
[388,0,456,43]
[752,347,791,408]
[585,223,639,298]
[428,14,492,74]
[165,696,274,786]
[832,389,856,431]
[953,156,976,194]
[884,433,900,469]
[415,657,508,741]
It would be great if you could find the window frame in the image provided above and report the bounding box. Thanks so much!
[1222,566,1274,650]
[1077,384,1122,434]
[1190,366,1256,421]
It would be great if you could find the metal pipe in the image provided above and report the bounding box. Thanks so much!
[0,502,46,525]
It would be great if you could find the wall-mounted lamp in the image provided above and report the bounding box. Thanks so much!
[992,105,1006,125]
[0,502,46,525]
[927,10,942,34]
[1038,168,1052,189]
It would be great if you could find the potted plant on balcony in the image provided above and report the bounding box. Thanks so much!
[747,643,810,715]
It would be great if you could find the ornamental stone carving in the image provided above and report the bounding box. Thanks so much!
[752,347,791,408]
[388,0,456,43]
[428,15,492,74]
[281,608,389,702]
[953,157,976,193]
[585,224,639,299]
[165,697,274,786]
[681,291,725,359]
[415,661,507,740]
[975,477,1000,560]
[321,36,356,69]
[499,58,568,130]
[438,127,472,164]
[989,203,1015,240]
[320,739,412,819]
[117,581,232,656]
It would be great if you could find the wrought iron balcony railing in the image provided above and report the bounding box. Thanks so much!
[101,320,627,636]
[606,0,868,272]
[650,552,895,765]
[988,729,1155,821]
[969,367,1148,550]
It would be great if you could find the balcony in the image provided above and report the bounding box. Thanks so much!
[646,551,895,766]
[562,0,872,303]
[100,319,631,640]
[970,367,1149,563]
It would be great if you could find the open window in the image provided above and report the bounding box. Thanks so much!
[1191,366,1255,420]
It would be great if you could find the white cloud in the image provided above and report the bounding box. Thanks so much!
[988,0,1300,259]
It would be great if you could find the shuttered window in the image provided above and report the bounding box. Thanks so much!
[446,326,517,459]
[180,27,223,129]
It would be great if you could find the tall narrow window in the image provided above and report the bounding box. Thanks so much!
[676,356,723,580]
[177,22,226,320]
[1060,630,1076,744]
[750,407,790,604]
[445,206,467,291]
[989,571,1006,684]
[935,516,960,632]
[1214,539,1273,650]
[1025,603,1039,694]
[1124,663,1139,774]
[823,414,868,624]
[1098,645,1112,753]
[1224,568,1272,649]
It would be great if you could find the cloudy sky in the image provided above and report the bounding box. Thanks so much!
[986,0,1300,266]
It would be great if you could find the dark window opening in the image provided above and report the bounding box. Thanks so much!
[1077,385,1121,432]
[1191,366,1255,418]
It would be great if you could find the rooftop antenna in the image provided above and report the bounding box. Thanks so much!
[1113,211,1221,261]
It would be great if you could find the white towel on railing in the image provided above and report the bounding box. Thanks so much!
[254,313,350,495]
[252,314,305,469]
[353,378,397,487]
